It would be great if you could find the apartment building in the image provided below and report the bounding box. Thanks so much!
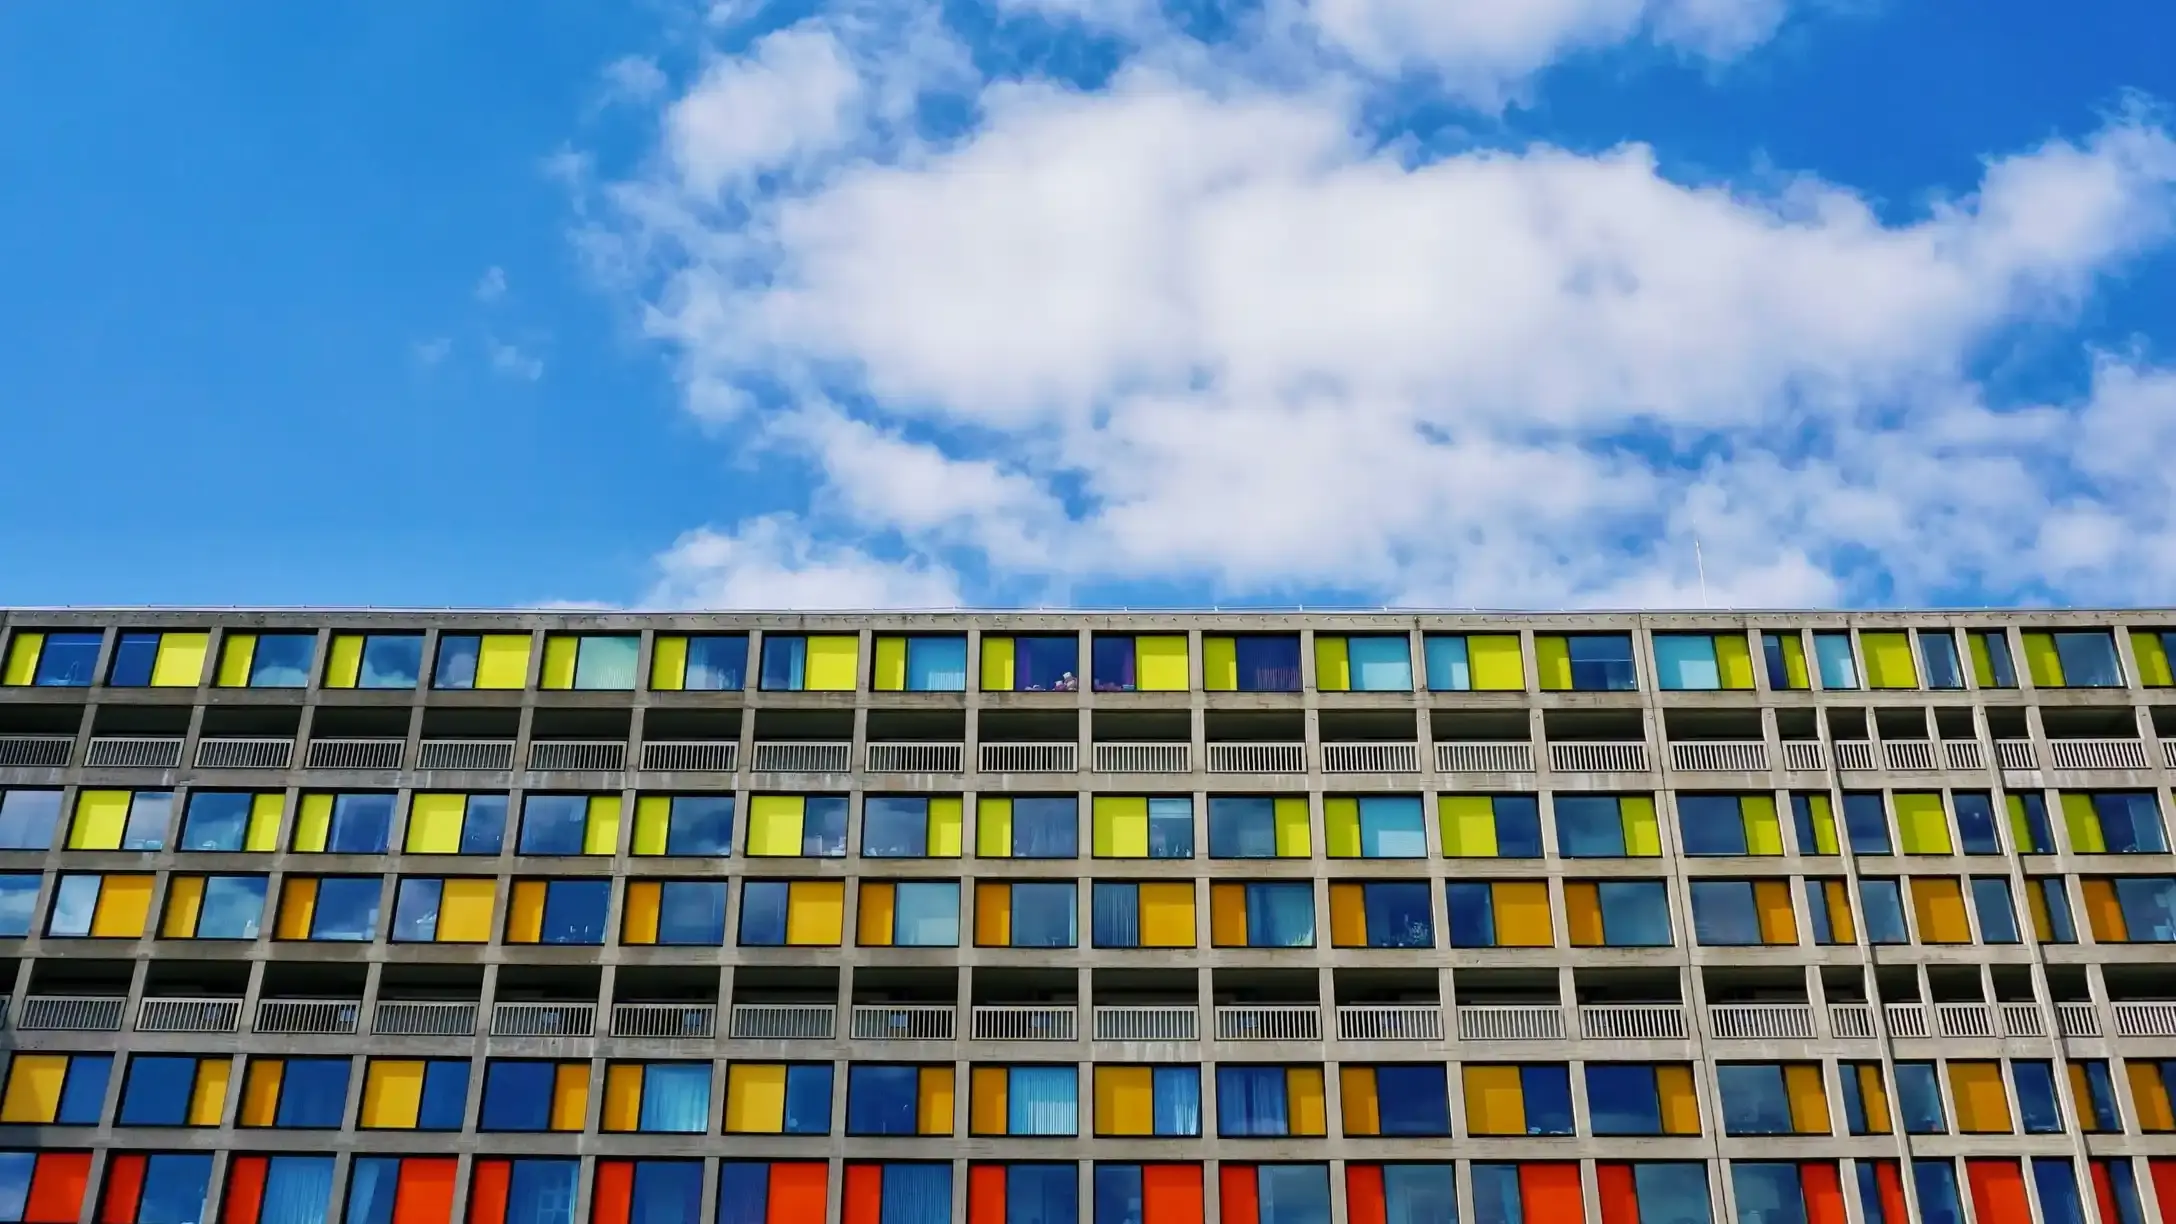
[1,609,2175,1224]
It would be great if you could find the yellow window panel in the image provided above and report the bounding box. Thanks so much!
[1715,633,1756,689]
[2081,879,2126,941]
[928,797,963,858]
[405,794,467,854]
[1463,1065,1525,1136]
[976,797,1012,858]
[362,1060,426,1129]
[275,878,318,940]
[1622,796,1662,857]
[1440,796,1496,858]
[1534,636,1572,691]
[631,797,670,856]
[1202,636,1238,692]
[648,635,687,691]
[1096,1066,1152,1136]
[1853,1065,1891,1135]
[162,876,206,938]
[1,633,43,686]
[292,793,334,853]
[970,1066,1008,1136]
[1783,1064,1830,1133]
[1492,882,1553,947]
[980,636,1016,691]
[803,635,859,691]
[1313,635,1350,692]
[150,633,209,687]
[1657,1065,1700,1134]
[325,635,364,688]
[725,1064,787,1133]
[2128,1063,2175,1132]
[68,789,131,850]
[215,634,256,687]
[1910,878,1972,943]
[1327,883,1367,948]
[1340,1066,1380,1136]
[623,881,663,945]
[437,880,496,943]
[189,1059,230,1127]
[1134,635,1189,691]
[2133,630,2174,687]
[917,1066,955,1135]
[1948,1062,2012,1133]
[857,882,896,947]
[582,795,622,856]
[1823,882,1857,943]
[1285,1066,1326,1136]
[1894,793,1953,855]
[239,1060,284,1128]
[2061,793,2106,854]
[539,637,578,689]
[245,794,282,852]
[1860,632,1917,689]
[2021,632,2064,687]
[550,1064,590,1131]
[1209,883,1246,947]
[785,881,843,945]
[1273,797,1311,857]
[976,882,1012,946]
[1094,796,1148,858]
[1799,794,1838,855]
[92,874,154,937]
[473,635,532,689]
[1139,883,1195,948]
[1753,881,1797,945]
[1774,633,1810,688]
[0,1055,67,1123]
[1564,883,1604,947]
[1742,795,1783,856]
[1468,634,1524,690]
[601,1064,643,1132]
[872,636,909,692]
[746,795,804,857]
[506,881,546,944]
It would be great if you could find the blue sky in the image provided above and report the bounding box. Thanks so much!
[4,1,2175,610]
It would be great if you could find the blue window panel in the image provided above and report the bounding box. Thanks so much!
[1634,1163,1711,1224]
[640,1064,712,1133]
[880,1164,952,1224]
[1091,637,1137,691]
[1554,796,1627,857]
[311,878,382,941]
[2116,877,2176,941]
[1374,1065,1451,1135]
[1761,633,1798,689]
[0,877,37,936]
[893,882,959,947]
[904,637,968,691]
[1445,883,1494,947]
[1257,1166,1330,1224]
[48,874,100,937]
[1363,883,1434,949]
[458,795,508,855]
[1812,632,1858,689]
[109,633,160,686]
[540,880,610,945]
[1676,794,1749,855]
[349,1158,404,1224]
[1566,634,1637,690]
[2096,793,2167,853]
[433,637,479,688]
[1954,793,2001,853]
[1357,796,1426,858]
[740,882,789,946]
[1716,1064,1792,1135]
[1381,1166,1456,1224]
[1922,633,1964,689]
[0,1156,32,1222]
[802,797,849,857]
[2077,1063,2120,1131]
[759,636,807,690]
[1490,796,1543,858]
[626,1162,705,1222]
[325,794,394,854]
[1012,883,1078,948]
[1894,1062,1945,1133]
[507,1160,579,1224]
[1011,797,1078,858]
[419,1061,470,1130]
[1147,798,1193,859]
[1208,797,1280,859]
[119,1055,199,1125]
[1096,1166,1143,1224]
[1006,1164,1078,1224]
[1689,881,1760,946]
[1860,881,1908,943]
[2099,1161,2146,1224]
[278,1058,352,1128]
[196,875,266,939]
[1912,1161,1965,1224]
[864,798,931,858]
[657,882,729,945]
[1215,1067,1289,1136]
[684,635,748,690]
[1653,634,1721,690]
[2034,1159,2087,1224]
[847,1065,920,1136]
[1234,635,1301,691]
[392,879,443,942]
[1730,1164,1806,1224]
[56,1057,109,1125]
[357,634,424,688]
[519,796,590,856]
[1598,882,1672,946]
[784,1064,834,1134]
[2054,632,2122,687]
[1014,636,1079,692]
[1008,1066,1079,1136]
[137,1154,215,1224]
[1471,1165,1521,1224]
[1520,1065,1574,1135]
[1346,636,1413,691]
[1585,1065,1663,1136]
[2012,1062,2062,1134]
[1152,1067,1201,1137]
[0,790,61,850]
[481,1062,558,1131]
[260,1157,335,1224]
[663,796,733,856]
[1247,883,1315,947]
[1423,635,1470,690]
[1972,878,2020,943]
[32,632,101,686]
[1092,883,1140,949]
[249,634,316,687]
[1841,793,1891,854]
[120,792,171,850]
[180,792,250,851]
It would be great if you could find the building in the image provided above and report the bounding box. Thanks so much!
[1,609,2174,1224]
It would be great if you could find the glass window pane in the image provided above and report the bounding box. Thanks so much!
[904,637,968,691]
[180,792,249,851]
[2054,631,2121,687]
[666,797,734,856]
[1716,1064,1790,1134]
[434,636,479,689]
[1346,636,1412,691]
[1861,880,1908,943]
[863,798,929,858]
[1424,635,1470,690]
[1653,635,1720,690]
[358,635,423,688]
[684,635,747,690]
[1567,634,1637,690]
[109,633,158,686]
[1014,636,1079,691]
[1921,633,1964,689]
[33,632,101,686]
[312,878,382,940]
[1690,881,1759,945]
[1011,797,1077,858]
[573,637,638,690]
[1234,636,1301,691]
[1813,633,1858,689]
[249,634,315,687]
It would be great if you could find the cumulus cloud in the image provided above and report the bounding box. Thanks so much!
[647,514,965,609]
[587,0,2176,609]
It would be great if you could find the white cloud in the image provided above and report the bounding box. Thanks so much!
[488,340,545,381]
[602,55,669,104]
[474,266,508,302]
[412,337,452,367]
[647,514,964,609]
[664,25,866,196]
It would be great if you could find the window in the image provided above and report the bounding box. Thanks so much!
[1787,793,1838,855]
[1313,634,1413,692]
[1689,879,1794,946]
[2081,877,2176,942]
[863,797,963,858]
[1858,879,1908,943]
[0,875,38,936]
[1346,1166,1454,1224]
[539,633,638,690]
[1910,877,1974,943]
[2061,791,2168,853]
[345,1158,456,1224]
[970,1065,1079,1136]
[1962,1162,2033,1224]
[1804,880,1857,944]
[873,634,968,691]
[1950,791,2002,853]
[1860,630,1918,688]
[1968,629,2019,688]
[1094,1165,1203,1224]
[1091,634,1187,692]
[0,788,60,850]
[2011,1061,2063,1134]
[1091,882,1195,949]
[2088,1161,2145,1224]
[1761,631,1809,690]
[117,1056,229,1126]
[324,632,424,689]
[1730,1165,1841,1224]
[292,792,394,854]
[1325,795,1425,858]
[1922,630,1965,689]
[1216,1066,1327,1137]
[1855,1162,1913,1224]
[1093,1066,1201,1136]
[745,795,848,857]
[2008,792,2056,852]
[1088,797,1192,853]
[65,788,170,850]
[0,1055,109,1125]
[1,630,101,686]
[220,1158,335,1224]
[975,881,1078,948]
[1446,881,1552,948]
[1221,1165,1330,1224]
[1652,632,1754,690]
[1208,796,1311,858]
[2132,629,2176,687]
[1554,794,1661,858]
[632,795,734,856]
[161,875,267,939]
[2130,1061,2176,1132]
[1948,1061,2013,1133]
[1972,878,2020,942]
[432,633,531,689]
[2032,1159,2090,1224]
[758,633,859,691]
[357,1059,469,1130]
[1840,1063,1893,1134]
[1894,1062,1946,1133]
[1715,1064,1829,1135]
[1203,634,1300,691]
[390,877,496,943]
[504,879,610,945]
[1462,1065,1573,1136]
[847,1065,955,1136]
[1598,1164,1712,1223]
[843,1165,953,1224]
[1536,632,1636,691]
[1209,882,1314,948]
[468,1160,580,1224]
[273,876,381,941]
[2027,877,2078,942]
[517,793,622,856]
[46,873,154,938]
[106,631,209,687]
[982,634,1079,691]
[977,796,1077,858]
[1472,1164,1583,1224]
[213,632,315,688]
[1840,792,1891,854]
[1565,881,1672,947]
[623,880,730,946]
[1327,881,1433,948]
[2063,1062,2121,1134]
[602,1063,712,1134]
[723,1064,833,1135]
[1339,1065,1451,1136]
[1439,794,1541,858]
[404,793,507,855]
[1886,791,1953,853]
[739,880,845,946]
[179,791,281,852]
[968,1165,1077,1224]
[238,1057,351,1128]
[857,881,961,947]
[478,1061,590,1132]
[98,1153,216,1224]
[1675,792,1782,855]
[2024,629,2123,688]
[1811,631,1857,689]
[1423,633,1523,690]
[648,633,747,691]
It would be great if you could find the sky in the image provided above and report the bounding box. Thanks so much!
[3,0,2175,612]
